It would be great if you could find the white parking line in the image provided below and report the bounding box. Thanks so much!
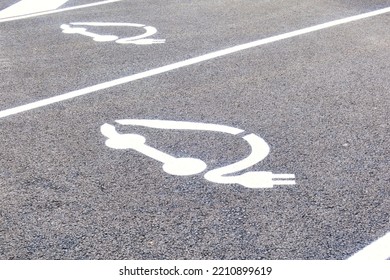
[0,0,70,19]
[0,0,123,23]
[348,232,390,260]
[0,6,389,119]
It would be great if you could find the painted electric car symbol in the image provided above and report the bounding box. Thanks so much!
[100,119,296,188]
[60,22,165,45]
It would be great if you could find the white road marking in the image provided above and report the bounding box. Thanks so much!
[101,120,295,188]
[116,119,244,135]
[348,232,390,260]
[61,22,166,45]
[0,0,70,19]
[0,0,124,23]
[0,7,390,119]
[61,24,119,42]
[101,123,208,176]
[204,133,294,188]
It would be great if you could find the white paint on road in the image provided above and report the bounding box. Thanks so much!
[61,22,165,45]
[116,119,244,135]
[0,0,124,23]
[101,123,207,176]
[61,24,119,42]
[101,120,295,188]
[1,6,390,118]
[0,0,69,19]
[204,133,295,188]
[348,232,390,260]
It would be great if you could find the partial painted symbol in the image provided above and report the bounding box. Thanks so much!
[60,22,165,45]
[101,120,296,188]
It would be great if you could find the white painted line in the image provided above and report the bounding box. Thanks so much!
[0,0,70,19]
[348,232,390,260]
[116,119,244,135]
[71,22,145,27]
[0,0,124,23]
[0,7,390,119]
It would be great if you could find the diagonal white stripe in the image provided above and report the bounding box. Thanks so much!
[348,232,390,260]
[0,0,70,19]
[0,0,124,22]
[0,6,389,119]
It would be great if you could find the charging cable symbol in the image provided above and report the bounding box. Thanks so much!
[101,119,295,189]
[60,22,165,45]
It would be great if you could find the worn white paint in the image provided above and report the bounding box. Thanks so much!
[0,0,124,22]
[0,0,69,19]
[1,7,390,118]
[348,232,390,260]
[61,22,165,45]
[101,120,295,188]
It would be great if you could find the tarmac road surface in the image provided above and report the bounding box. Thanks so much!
[0,0,389,259]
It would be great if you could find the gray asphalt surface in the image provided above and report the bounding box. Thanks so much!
[0,0,389,259]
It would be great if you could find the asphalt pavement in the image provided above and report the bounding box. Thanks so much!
[0,0,389,259]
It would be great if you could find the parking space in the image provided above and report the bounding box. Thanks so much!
[1,0,389,109]
[0,0,389,259]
